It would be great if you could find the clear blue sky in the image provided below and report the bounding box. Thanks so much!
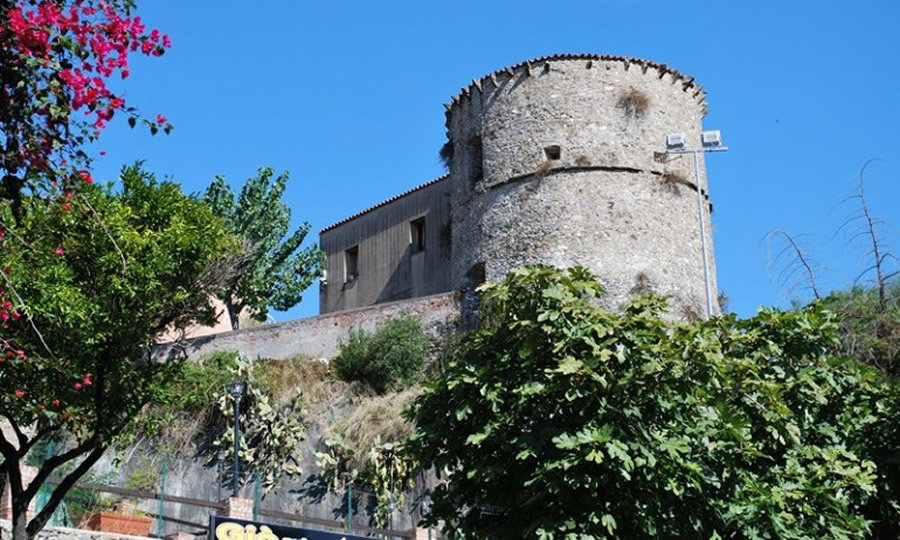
[91,1,900,321]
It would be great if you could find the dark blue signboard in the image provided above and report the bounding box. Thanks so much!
[207,515,372,540]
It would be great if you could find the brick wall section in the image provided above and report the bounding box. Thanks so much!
[155,292,461,362]
[414,526,439,539]
[221,497,253,520]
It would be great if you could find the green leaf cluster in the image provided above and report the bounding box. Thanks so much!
[409,265,898,539]
[203,168,323,328]
[333,315,430,394]
[0,163,238,438]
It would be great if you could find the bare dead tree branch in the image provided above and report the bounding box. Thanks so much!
[766,230,822,300]
[857,160,891,311]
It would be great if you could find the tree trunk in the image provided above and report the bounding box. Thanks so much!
[11,504,29,540]
[227,300,242,331]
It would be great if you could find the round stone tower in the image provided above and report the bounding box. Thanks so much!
[445,54,717,318]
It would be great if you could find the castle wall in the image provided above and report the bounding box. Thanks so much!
[319,177,452,314]
[155,291,460,362]
[446,55,717,316]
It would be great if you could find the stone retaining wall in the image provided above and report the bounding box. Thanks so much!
[0,520,152,540]
[155,291,461,362]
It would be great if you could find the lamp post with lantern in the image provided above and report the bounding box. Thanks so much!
[229,380,244,497]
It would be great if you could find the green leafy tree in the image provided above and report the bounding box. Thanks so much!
[203,168,323,329]
[409,265,897,539]
[0,164,237,540]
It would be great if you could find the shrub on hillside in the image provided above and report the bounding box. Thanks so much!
[333,315,429,393]
[819,281,900,375]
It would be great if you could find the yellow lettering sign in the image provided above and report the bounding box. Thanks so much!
[215,522,283,540]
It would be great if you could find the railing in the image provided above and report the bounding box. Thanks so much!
[52,479,417,539]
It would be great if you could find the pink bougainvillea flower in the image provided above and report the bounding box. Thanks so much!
[99,150,106,156]
[14,390,24,398]
[155,114,167,124]
[73,382,82,390]
[56,246,65,256]
[52,399,60,407]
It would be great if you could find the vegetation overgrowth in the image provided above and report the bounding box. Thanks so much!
[409,265,900,539]
[0,2,188,537]
[333,315,430,394]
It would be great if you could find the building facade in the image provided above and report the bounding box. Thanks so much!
[319,53,717,319]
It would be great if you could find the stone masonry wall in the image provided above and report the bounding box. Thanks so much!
[155,291,461,362]
[0,520,151,540]
[446,54,717,318]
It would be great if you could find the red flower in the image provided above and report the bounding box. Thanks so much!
[73,382,82,390]
[14,390,24,398]
[155,114,167,125]
[52,399,60,407]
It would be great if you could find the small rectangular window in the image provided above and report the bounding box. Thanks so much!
[344,245,359,282]
[544,145,561,160]
[410,217,426,253]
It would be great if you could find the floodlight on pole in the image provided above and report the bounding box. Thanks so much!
[664,131,728,319]
[666,132,687,150]
[229,380,244,497]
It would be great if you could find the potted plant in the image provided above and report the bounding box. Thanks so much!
[82,499,152,537]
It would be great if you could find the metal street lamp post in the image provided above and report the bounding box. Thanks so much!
[664,130,729,319]
[229,380,244,497]
[216,449,225,502]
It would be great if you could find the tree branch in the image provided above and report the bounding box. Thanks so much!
[26,445,106,538]
[766,230,821,299]
[857,159,889,311]
[0,412,29,449]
